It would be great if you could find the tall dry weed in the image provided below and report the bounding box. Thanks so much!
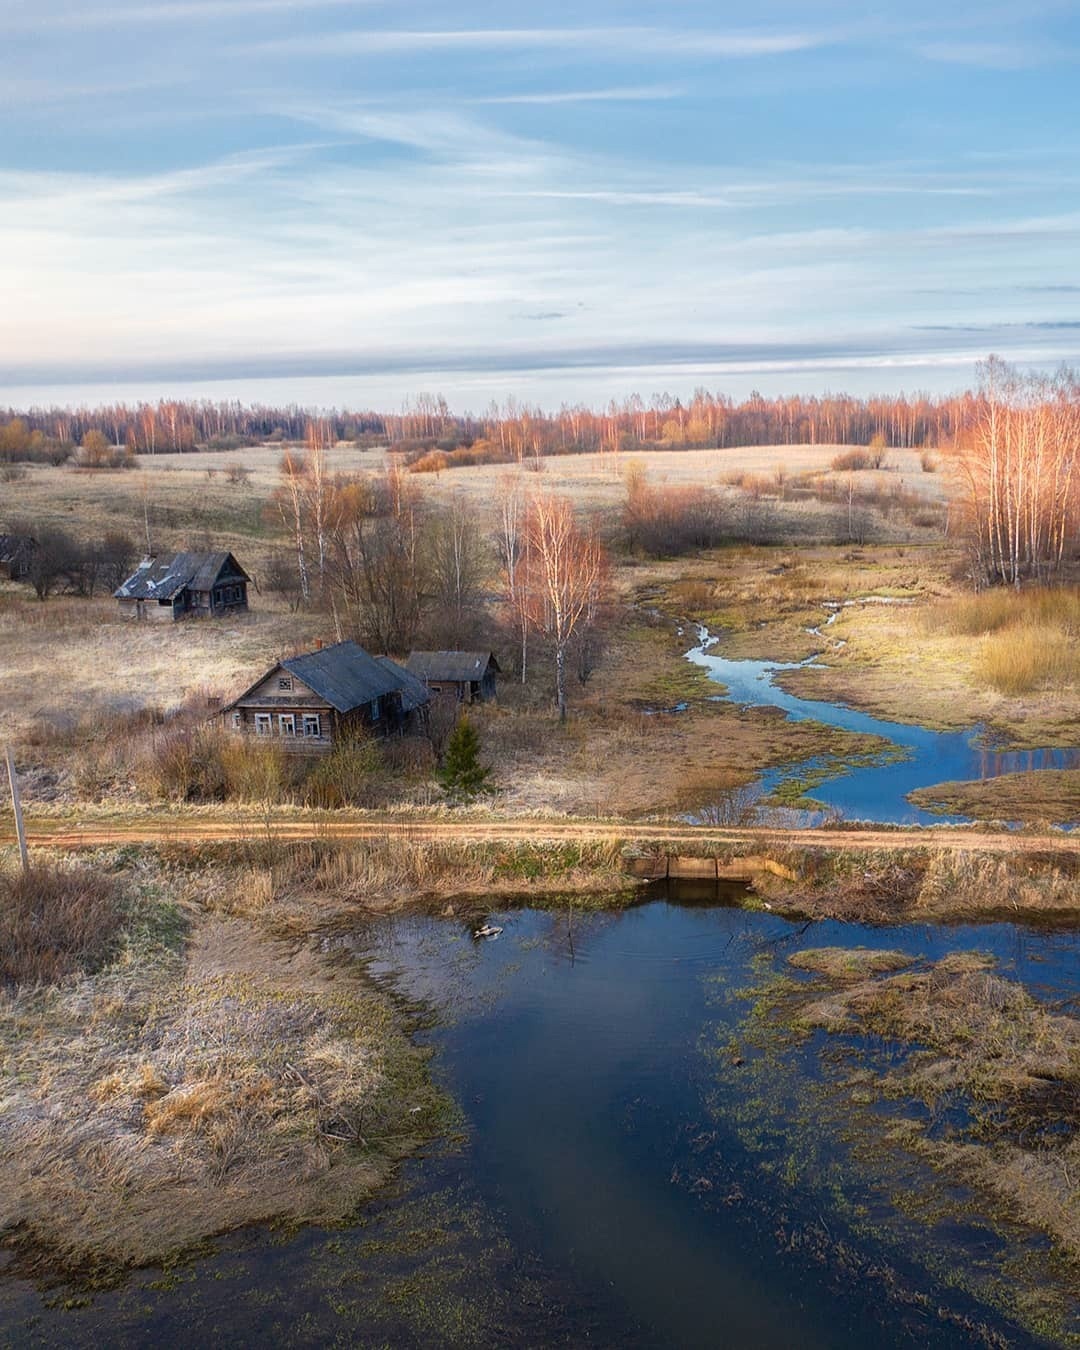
[0,864,124,986]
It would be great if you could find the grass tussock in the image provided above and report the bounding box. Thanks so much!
[785,950,1080,1262]
[787,947,915,980]
[0,854,446,1273]
[925,586,1080,695]
[972,623,1077,695]
[0,863,124,986]
[929,587,1080,637]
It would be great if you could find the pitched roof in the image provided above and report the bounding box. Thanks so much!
[375,656,430,713]
[405,651,500,683]
[280,641,406,713]
[114,551,249,600]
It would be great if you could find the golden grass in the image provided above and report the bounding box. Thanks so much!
[0,862,124,986]
[973,623,1078,695]
[0,864,445,1272]
[929,586,1080,636]
[924,588,1080,694]
[0,590,323,749]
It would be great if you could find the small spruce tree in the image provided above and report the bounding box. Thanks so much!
[438,715,491,802]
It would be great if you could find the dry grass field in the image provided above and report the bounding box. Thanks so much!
[0,440,947,557]
[1,440,1075,824]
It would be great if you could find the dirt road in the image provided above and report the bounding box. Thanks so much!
[10,815,1079,856]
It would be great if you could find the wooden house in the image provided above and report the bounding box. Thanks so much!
[114,551,250,621]
[0,534,36,581]
[405,651,500,704]
[222,641,428,750]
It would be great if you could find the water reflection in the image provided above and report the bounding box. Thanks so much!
[3,898,1075,1348]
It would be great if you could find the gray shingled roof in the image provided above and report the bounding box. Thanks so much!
[376,656,431,713]
[281,641,406,713]
[114,551,248,600]
[405,651,500,683]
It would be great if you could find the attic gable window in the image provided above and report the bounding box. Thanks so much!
[278,676,293,691]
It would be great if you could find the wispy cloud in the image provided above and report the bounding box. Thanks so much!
[915,40,1063,68]
[249,26,829,59]
[470,84,683,106]
[7,0,1080,403]
[8,0,383,32]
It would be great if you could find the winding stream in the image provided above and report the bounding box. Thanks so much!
[3,892,1077,1348]
[684,607,1080,826]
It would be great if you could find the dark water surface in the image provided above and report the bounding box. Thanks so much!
[2,891,1078,1348]
[685,617,1080,825]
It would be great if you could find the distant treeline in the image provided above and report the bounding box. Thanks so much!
[1,387,974,462]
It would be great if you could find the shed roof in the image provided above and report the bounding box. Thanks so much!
[405,651,500,683]
[114,551,249,600]
[375,656,431,714]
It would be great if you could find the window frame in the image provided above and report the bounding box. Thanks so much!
[278,713,296,737]
[302,714,321,738]
[254,713,272,736]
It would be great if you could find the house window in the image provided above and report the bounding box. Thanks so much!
[278,676,293,691]
[255,714,272,736]
[232,712,242,730]
[303,714,321,738]
[370,697,381,722]
[279,714,296,737]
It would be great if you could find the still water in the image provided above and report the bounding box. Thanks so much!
[685,617,1080,825]
[3,891,1077,1348]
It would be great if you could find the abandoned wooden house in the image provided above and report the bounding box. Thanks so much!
[114,551,250,621]
[222,640,429,749]
[0,534,36,581]
[405,651,500,703]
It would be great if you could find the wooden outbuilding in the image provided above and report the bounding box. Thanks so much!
[405,651,500,704]
[114,551,250,621]
[222,640,428,751]
[0,534,36,581]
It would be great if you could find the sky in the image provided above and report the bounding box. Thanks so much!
[3,0,1080,412]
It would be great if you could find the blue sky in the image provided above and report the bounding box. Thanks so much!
[3,0,1080,410]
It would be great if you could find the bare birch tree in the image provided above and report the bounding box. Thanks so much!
[523,492,606,721]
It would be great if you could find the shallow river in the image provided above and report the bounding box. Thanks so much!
[684,612,1080,825]
[4,892,1077,1348]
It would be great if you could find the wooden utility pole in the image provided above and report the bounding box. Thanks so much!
[5,745,28,872]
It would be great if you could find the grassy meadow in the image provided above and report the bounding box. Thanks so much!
[2,417,1079,1280]
[1,439,1078,825]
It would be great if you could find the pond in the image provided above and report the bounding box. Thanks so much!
[3,892,1077,1348]
[684,612,1080,826]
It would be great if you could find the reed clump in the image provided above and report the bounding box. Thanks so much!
[925,586,1080,694]
[0,863,124,987]
[972,623,1077,695]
